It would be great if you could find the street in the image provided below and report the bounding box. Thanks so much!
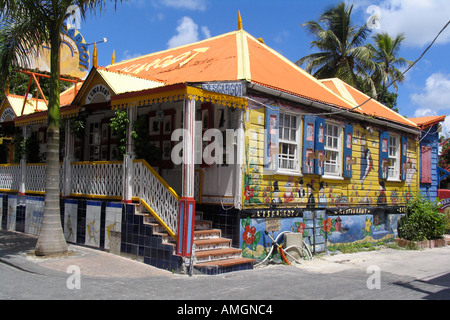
[1,230,449,303]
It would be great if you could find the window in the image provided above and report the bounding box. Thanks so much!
[88,122,101,161]
[278,113,300,172]
[388,135,400,180]
[324,122,342,177]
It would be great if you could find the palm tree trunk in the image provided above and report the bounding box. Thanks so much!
[35,26,68,256]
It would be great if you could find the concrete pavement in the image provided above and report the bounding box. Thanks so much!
[1,230,450,301]
[0,230,174,278]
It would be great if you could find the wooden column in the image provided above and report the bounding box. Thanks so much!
[177,97,196,257]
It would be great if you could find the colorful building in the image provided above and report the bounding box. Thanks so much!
[0,21,426,274]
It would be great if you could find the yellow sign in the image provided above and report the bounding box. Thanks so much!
[21,23,90,79]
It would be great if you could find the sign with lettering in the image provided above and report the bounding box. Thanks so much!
[20,23,89,79]
[116,47,210,74]
[85,84,111,104]
[0,107,15,122]
[202,82,244,97]
[242,206,407,218]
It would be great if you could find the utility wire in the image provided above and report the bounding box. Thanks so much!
[247,19,450,117]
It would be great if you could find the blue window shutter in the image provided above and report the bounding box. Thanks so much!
[401,136,408,181]
[264,106,279,173]
[314,117,325,175]
[302,115,316,174]
[379,131,389,179]
[343,124,353,178]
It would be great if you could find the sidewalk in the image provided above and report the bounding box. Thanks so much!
[1,230,449,281]
[0,230,174,278]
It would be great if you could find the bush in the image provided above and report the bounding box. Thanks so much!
[398,195,446,241]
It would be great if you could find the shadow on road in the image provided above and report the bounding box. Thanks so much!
[393,272,450,300]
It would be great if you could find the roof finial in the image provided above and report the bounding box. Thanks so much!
[238,11,243,30]
[111,50,116,65]
[92,42,98,68]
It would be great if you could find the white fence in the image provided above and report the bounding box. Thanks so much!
[0,160,181,238]
[70,161,123,198]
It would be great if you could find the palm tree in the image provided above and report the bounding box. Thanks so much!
[0,0,124,256]
[296,2,376,95]
[368,32,412,106]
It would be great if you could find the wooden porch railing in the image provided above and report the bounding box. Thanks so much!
[0,160,182,240]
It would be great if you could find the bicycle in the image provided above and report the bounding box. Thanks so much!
[254,231,313,267]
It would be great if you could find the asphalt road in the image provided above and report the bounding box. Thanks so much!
[1,230,449,304]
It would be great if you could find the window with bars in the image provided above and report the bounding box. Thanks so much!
[324,122,342,176]
[278,113,300,172]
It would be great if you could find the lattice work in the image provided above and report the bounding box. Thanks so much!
[0,165,20,191]
[71,162,123,197]
[133,161,179,236]
[25,164,46,193]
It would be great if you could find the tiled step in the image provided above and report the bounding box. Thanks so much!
[194,229,222,240]
[195,237,232,251]
[194,247,243,263]
[194,257,256,268]
[139,208,255,274]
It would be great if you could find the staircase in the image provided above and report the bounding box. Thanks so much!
[142,210,255,275]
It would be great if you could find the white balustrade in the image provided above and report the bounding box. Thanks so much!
[1,160,180,239]
[133,160,179,237]
[70,161,123,198]
[0,164,20,191]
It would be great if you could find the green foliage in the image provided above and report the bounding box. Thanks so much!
[12,132,41,163]
[109,110,131,161]
[398,195,446,241]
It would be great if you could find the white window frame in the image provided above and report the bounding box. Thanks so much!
[323,121,343,178]
[277,111,301,174]
[388,134,400,181]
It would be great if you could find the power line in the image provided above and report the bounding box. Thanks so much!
[248,19,450,118]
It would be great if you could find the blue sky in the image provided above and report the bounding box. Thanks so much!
[80,0,450,135]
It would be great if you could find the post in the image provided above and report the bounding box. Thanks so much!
[123,103,137,203]
[177,97,196,257]
[19,126,27,196]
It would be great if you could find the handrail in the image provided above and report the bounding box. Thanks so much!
[132,160,179,240]
[134,160,180,201]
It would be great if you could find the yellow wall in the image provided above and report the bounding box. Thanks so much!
[242,107,419,209]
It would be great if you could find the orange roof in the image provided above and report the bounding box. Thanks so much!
[107,30,356,111]
[60,82,83,106]
[409,115,446,129]
[107,29,417,129]
[320,78,418,128]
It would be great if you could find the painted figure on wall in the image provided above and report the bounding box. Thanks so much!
[318,181,327,208]
[377,181,387,206]
[360,147,373,186]
[272,181,282,204]
[298,179,306,203]
[307,183,316,209]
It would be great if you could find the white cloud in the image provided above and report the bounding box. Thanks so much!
[122,49,142,61]
[351,0,450,47]
[159,0,207,11]
[201,26,211,39]
[377,0,450,47]
[167,16,210,49]
[412,73,450,112]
